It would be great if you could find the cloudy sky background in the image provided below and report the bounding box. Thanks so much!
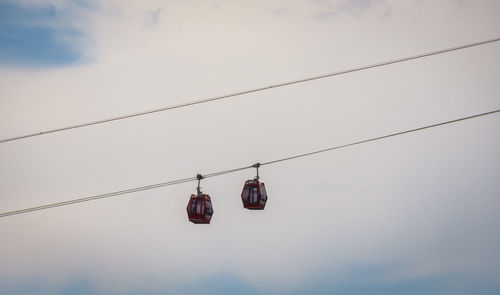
[1,0,499,294]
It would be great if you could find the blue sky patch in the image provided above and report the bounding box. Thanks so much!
[0,1,87,67]
[284,265,500,295]
[3,268,500,295]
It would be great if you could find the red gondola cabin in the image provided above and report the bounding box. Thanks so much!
[187,194,213,224]
[241,179,267,210]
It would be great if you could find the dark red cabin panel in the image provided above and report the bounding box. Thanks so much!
[187,194,213,224]
[241,180,267,210]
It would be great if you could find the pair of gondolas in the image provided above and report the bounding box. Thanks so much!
[187,164,267,224]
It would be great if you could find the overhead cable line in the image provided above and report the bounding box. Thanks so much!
[261,109,500,166]
[1,37,500,145]
[1,108,498,218]
[0,165,255,218]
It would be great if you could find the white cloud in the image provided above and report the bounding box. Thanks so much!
[1,0,500,293]
[310,0,389,19]
[144,8,163,27]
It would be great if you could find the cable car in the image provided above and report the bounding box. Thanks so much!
[187,174,213,224]
[241,163,268,210]
[187,193,213,224]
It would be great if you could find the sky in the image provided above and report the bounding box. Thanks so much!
[0,0,499,294]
